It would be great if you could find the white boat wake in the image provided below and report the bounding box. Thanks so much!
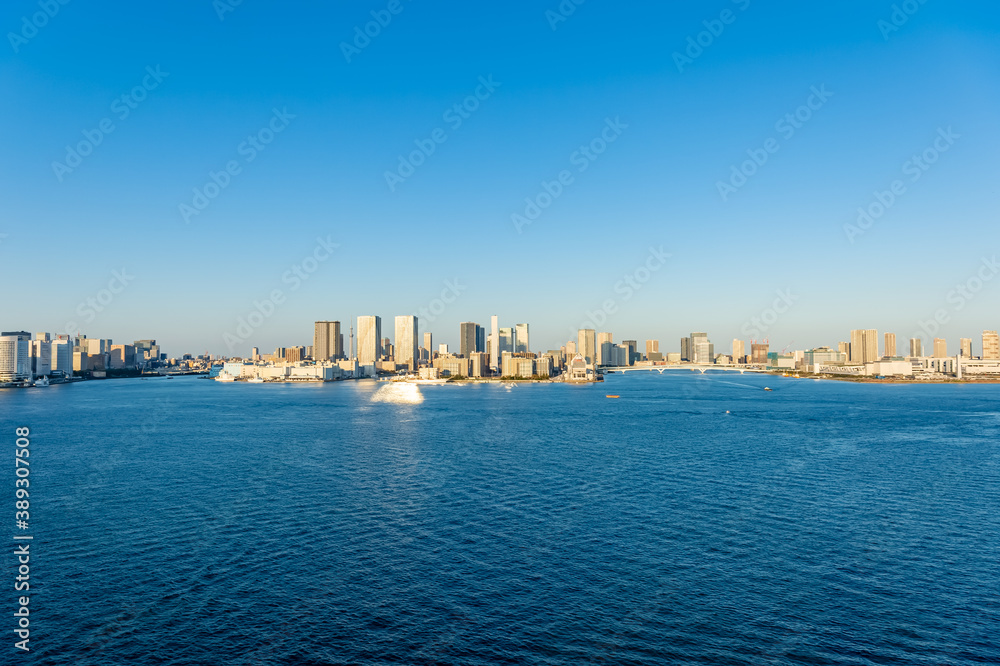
[370,382,424,404]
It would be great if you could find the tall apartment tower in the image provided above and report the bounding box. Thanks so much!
[489,315,499,372]
[578,329,597,365]
[960,338,972,358]
[982,330,999,359]
[460,322,480,358]
[423,332,433,359]
[356,316,381,365]
[499,327,514,356]
[849,329,878,364]
[883,332,896,358]
[933,338,947,358]
[515,323,529,354]
[909,337,923,358]
[732,339,745,363]
[313,321,342,361]
[395,316,418,370]
[595,332,613,366]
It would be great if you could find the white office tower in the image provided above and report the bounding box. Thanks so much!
[51,339,73,374]
[515,323,529,354]
[32,340,52,376]
[356,316,382,365]
[0,335,31,382]
[394,315,418,370]
[489,315,499,372]
[578,329,596,365]
[732,339,745,363]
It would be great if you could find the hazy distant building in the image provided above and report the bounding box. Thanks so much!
[423,332,432,359]
[933,337,947,358]
[682,333,714,363]
[622,340,638,366]
[732,339,745,364]
[596,332,613,366]
[983,330,999,359]
[313,321,342,361]
[489,315,500,372]
[499,327,515,356]
[357,316,382,365]
[751,342,769,364]
[884,333,896,358]
[515,323,529,354]
[645,340,659,357]
[578,329,596,365]
[960,338,972,358]
[909,338,923,358]
[849,329,879,365]
[395,315,418,370]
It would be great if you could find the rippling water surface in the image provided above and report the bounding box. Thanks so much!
[4,373,999,665]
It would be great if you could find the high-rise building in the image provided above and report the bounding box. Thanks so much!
[751,342,769,364]
[909,338,923,358]
[983,330,999,359]
[313,321,342,361]
[51,339,72,374]
[596,332,613,366]
[395,316,418,369]
[933,337,947,358]
[499,327,514,356]
[0,335,31,382]
[578,329,596,365]
[423,332,432,360]
[682,333,713,363]
[489,315,499,372]
[31,339,52,376]
[960,338,972,358]
[477,327,485,355]
[622,340,638,366]
[732,339,745,363]
[515,323,529,354]
[645,340,659,357]
[460,322,481,358]
[884,333,896,358]
[849,329,878,364]
[356,316,381,365]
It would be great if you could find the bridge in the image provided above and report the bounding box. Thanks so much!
[602,364,770,375]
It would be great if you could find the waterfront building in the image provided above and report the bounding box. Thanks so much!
[535,355,552,377]
[578,329,596,365]
[732,339,745,364]
[433,355,469,377]
[849,329,879,365]
[960,338,972,358]
[395,315,418,370]
[109,344,137,369]
[515,323,529,353]
[909,338,923,358]
[502,352,536,378]
[31,340,52,376]
[567,353,592,382]
[0,335,31,382]
[933,338,947,358]
[983,330,999,359]
[357,316,381,365]
[313,321,342,361]
[802,347,847,371]
[51,339,72,374]
[469,352,488,377]
[884,333,897,358]
[683,333,714,364]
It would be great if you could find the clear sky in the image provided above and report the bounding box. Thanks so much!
[2,1,998,357]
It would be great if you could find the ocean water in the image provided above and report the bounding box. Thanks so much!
[3,372,999,665]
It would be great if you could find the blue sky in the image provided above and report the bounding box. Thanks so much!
[2,1,998,356]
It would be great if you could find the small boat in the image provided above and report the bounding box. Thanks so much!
[763,387,773,391]
[247,377,265,383]
[33,377,50,387]
[605,394,620,399]
[215,373,237,382]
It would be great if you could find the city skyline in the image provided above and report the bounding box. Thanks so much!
[3,3,998,355]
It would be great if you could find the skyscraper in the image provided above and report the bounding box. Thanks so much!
[0,335,30,382]
[622,340,638,365]
[460,322,481,358]
[489,315,499,372]
[682,333,713,363]
[578,329,596,365]
[645,339,659,356]
[884,332,896,358]
[423,332,433,359]
[596,332,612,366]
[909,338,923,358]
[983,330,999,359]
[356,316,381,365]
[933,338,947,358]
[732,339,745,363]
[499,327,514,356]
[849,329,878,364]
[960,338,972,358]
[515,323,529,354]
[395,316,418,369]
[313,321,342,361]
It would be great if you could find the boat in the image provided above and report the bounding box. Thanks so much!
[214,373,237,382]
[763,387,772,391]
[32,377,50,387]
[408,378,448,385]
[247,377,265,383]
[605,394,620,399]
